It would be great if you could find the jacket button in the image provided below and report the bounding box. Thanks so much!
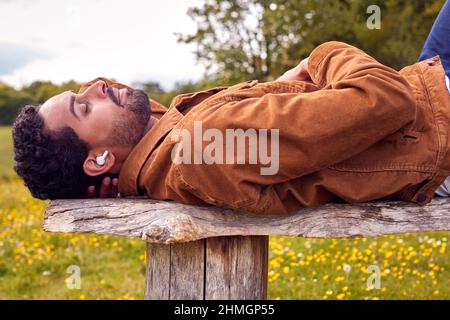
[417,193,428,203]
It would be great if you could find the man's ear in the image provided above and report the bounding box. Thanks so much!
[83,150,116,176]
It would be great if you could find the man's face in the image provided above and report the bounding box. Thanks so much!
[39,80,151,149]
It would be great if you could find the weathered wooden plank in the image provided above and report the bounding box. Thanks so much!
[144,236,267,300]
[145,240,205,300]
[145,243,170,300]
[44,197,450,243]
[169,240,205,300]
[205,236,268,300]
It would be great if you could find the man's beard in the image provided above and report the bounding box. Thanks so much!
[109,89,151,147]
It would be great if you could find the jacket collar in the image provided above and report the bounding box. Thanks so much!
[118,85,229,195]
[118,104,183,196]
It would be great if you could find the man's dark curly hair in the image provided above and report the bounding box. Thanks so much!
[12,104,103,199]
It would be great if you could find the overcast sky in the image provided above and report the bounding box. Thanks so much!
[0,0,205,90]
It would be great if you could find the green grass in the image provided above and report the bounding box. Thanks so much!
[0,179,146,300]
[0,125,448,299]
[0,126,145,299]
[0,127,14,178]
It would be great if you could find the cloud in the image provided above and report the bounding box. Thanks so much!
[0,0,205,89]
[0,42,49,75]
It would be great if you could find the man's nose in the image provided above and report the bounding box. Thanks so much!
[84,80,107,98]
[95,80,107,96]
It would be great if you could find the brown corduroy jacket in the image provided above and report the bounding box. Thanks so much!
[80,41,450,215]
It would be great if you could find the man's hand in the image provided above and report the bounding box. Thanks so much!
[276,57,311,82]
[85,176,119,198]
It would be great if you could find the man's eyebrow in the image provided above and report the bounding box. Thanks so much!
[69,93,79,120]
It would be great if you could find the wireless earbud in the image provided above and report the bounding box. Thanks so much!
[96,150,109,166]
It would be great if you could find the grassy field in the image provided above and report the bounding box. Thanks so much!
[0,125,448,299]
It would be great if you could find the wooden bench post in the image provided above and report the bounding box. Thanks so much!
[145,236,268,300]
[44,197,450,300]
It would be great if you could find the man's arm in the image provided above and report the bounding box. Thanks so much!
[85,176,119,198]
[277,57,311,82]
[171,41,417,212]
[241,41,415,177]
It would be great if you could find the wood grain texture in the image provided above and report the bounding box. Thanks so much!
[145,243,170,300]
[169,240,205,300]
[44,197,450,244]
[144,236,268,300]
[205,236,268,300]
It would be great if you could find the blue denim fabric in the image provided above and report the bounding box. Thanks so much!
[422,1,450,197]
[419,1,450,77]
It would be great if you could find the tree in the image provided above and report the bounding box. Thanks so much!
[176,0,279,85]
[177,0,445,84]
[132,80,165,94]
[0,80,82,125]
[0,83,33,125]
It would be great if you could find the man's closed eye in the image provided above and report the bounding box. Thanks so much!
[80,102,90,115]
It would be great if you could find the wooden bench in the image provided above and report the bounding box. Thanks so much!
[43,197,450,300]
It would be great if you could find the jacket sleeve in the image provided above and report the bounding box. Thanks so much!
[236,41,417,180]
[171,41,417,213]
[78,76,168,118]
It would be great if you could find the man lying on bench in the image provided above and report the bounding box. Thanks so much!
[11,4,450,215]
